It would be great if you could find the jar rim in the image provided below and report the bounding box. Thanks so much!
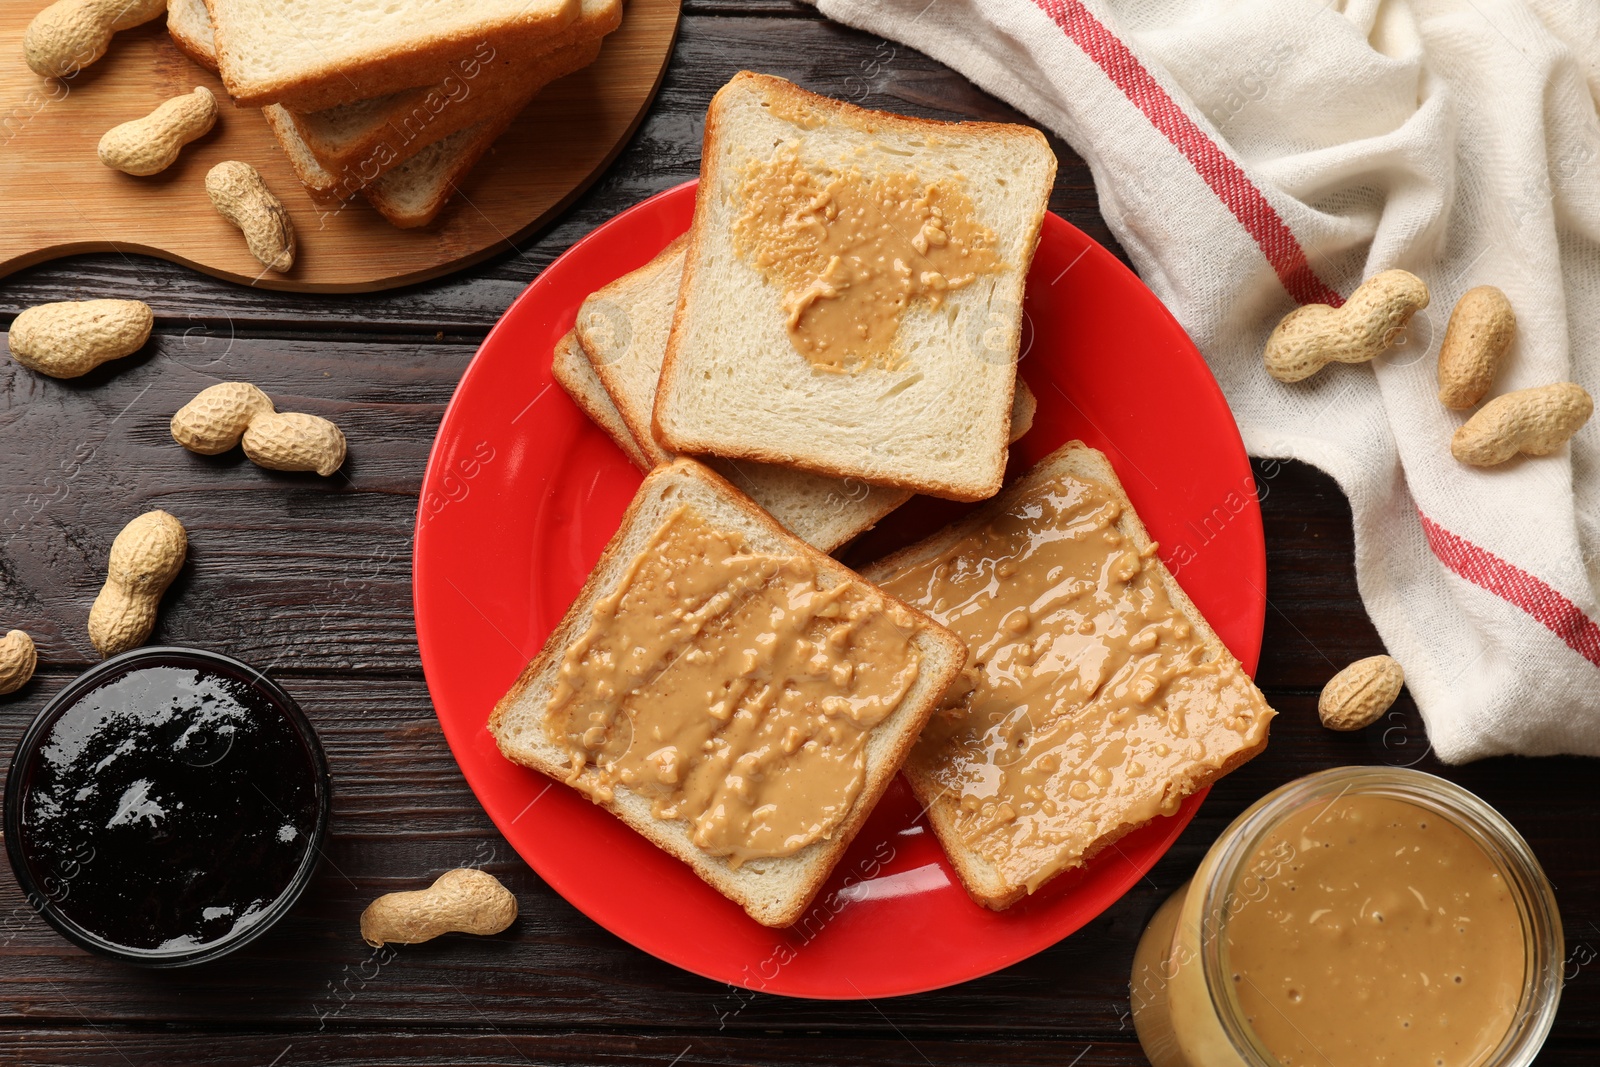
[1193,766,1563,1067]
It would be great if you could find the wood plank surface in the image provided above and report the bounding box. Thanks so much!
[0,0,680,291]
[0,676,1593,1041]
[1,5,1596,1066]
[0,331,1407,684]
[10,1030,1600,1067]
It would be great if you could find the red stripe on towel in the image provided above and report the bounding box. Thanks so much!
[1033,0,1600,663]
[1032,0,1343,307]
[1420,511,1600,668]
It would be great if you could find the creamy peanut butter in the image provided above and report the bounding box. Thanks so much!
[876,472,1273,893]
[544,506,923,866]
[1225,794,1525,1067]
[730,144,1003,371]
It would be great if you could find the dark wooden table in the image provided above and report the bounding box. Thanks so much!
[2,5,1595,1065]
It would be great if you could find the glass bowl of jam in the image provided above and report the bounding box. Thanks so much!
[4,647,331,967]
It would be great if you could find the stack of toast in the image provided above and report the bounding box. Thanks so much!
[553,234,1041,555]
[167,0,622,226]
[492,73,1277,928]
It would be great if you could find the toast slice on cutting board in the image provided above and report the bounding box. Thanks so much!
[268,0,622,188]
[203,0,581,110]
[176,0,614,199]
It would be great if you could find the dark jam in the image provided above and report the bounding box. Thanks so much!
[13,658,322,957]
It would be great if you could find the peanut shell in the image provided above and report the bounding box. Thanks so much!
[99,87,217,176]
[241,411,347,476]
[1452,382,1592,466]
[206,161,296,273]
[361,868,518,947]
[88,510,187,658]
[23,0,165,77]
[1318,655,1404,732]
[0,630,37,696]
[171,382,275,454]
[1437,286,1515,409]
[1264,269,1429,383]
[9,299,153,378]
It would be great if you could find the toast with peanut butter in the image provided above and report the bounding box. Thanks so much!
[862,442,1275,910]
[653,72,1055,502]
[568,236,1039,553]
[489,459,967,927]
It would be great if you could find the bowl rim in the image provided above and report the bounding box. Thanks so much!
[3,645,333,968]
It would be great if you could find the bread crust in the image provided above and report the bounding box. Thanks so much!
[576,234,689,467]
[359,121,509,228]
[261,105,332,193]
[862,441,1273,910]
[167,0,219,70]
[489,458,967,926]
[264,38,600,205]
[653,71,1055,502]
[551,330,653,470]
[354,38,600,228]
[287,72,544,180]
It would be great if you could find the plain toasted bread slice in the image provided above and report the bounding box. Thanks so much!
[275,0,622,182]
[358,119,512,228]
[262,104,340,194]
[571,237,1038,552]
[351,37,602,228]
[177,0,615,192]
[264,37,600,198]
[264,86,514,197]
[490,459,966,927]
[573,235,687,468]
[168,0,217,70]
[551,329,653,470]
[1012,375,1037,436]
[861,442,1275,910]
[204,0,580,110]
[653,72,1056,502]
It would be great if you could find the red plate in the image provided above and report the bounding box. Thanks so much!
[413,181,1265,999]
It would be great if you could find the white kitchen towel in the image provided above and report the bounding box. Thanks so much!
[806,0,1600,762]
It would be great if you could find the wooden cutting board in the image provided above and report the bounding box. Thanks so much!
[0,0,680,293]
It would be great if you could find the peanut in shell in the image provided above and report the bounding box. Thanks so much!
[1318,655,1405,732]
[1452,383,1592,467]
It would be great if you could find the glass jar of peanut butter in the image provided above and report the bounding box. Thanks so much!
[1130,767,1562,1067]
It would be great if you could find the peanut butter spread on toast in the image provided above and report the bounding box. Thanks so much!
[544,506,923,866]
[876,472,1273,894]
[731,145,1002,371]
